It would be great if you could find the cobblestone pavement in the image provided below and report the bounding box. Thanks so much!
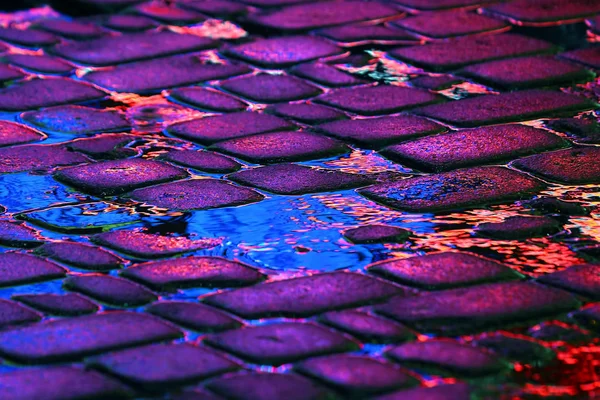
[0,0,599,398]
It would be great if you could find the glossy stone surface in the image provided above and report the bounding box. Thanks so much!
[88,343,238,389]
[167,112,291,145]
[0,311,182,363]
[317,115,446,148]
[368,251,521,289]
[390,31,554,69]
[130,179,265,210]
[35,241,123,271]
[146,301,243,332]
[224,35,343,68]
[319,310,414,343]
[0,253,65,288]
[538,263,600,299]
[0,121,45,147]
[54,158,188,196]
[375,281,580,334]
[121,256,265,290]
[13,293,99,316]
[64,274,157,307]
[0,78,105,111]
[0,299,42,327]
[475,216,563,239]
[228,163,372,195]
[92,229,220,258]
[359,166,545,212]
[203,272,403,318]
[21,105,129,135]
[220,74,321,103]
[382,124,566,172]
[170,87,248,112]
[513,147,600,184]
[162,149,242,173]
[316,85,444,116]
[206,372,333,400]
[211,131,349,164]
[205,322,359,365]
[343,224,411,244]
[414,90,596,127]
[53,31,215,66]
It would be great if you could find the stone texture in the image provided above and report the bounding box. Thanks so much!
[131,179,264,210]
[538,263,600,299]
[170,87,248,112]
[459,55,594,90]
[513,147,600,184]
[368,251,521,289]
[296,354,415,395]
[88,343,238,389]
[180,0,247,17]
[382,124,566,172]
[559,47,600,70]
[410,74,462,90]
[206,372,333,400]
[92,229,220,258]
[224,35,343,68]
[228,163,373,195]
[103,14,158,31]
[220,74,321,103]
[162,150,242,173]
[246,0,402,32]
[146,301,243,332]
[35,241,123,271]
[66,134,136,159]
[523,197,591,216]
[546,116,600,144]
[13,293,99,316]
[475,216,563,239]
[132,2,204,24]
[0,299,42,328]
[211,131,349,164]
[374,384,472,400]
[375,281,580,334]
[53,31,215,66]
[571,304,600,332]
[36,19,105,40]
[318,24,418,44]
[474,334,556,365]
[203,272,403,318]
[84,55,250,93]
[291,62,365,87]
[0,64,24,83]
[21,105,129,135]
[64,274,157,307]
[414,90,596,127]
[268,103,345,124]
[319,310,413,343]
[390,33,554,71]
[0,366,134,400]
[0,311,182,363]
[387,340,506,376]
[167,112,292,145]
[394,0,495,10]
[358,166,545,212]
[0,221,43,248]
[343,224,411,244]
[6,54,73,74]
[205,322,358,365]
[0,121,44,147]
[0,253,65,288]
[0,27,58,47]
[54,158,188,196]
[483,0,600,24]
[317,115,446,148]
[393,9,508,38]
[0,78,105,111]
[0,144,89,174]
[316,85,444,116]
[121,256,264,290]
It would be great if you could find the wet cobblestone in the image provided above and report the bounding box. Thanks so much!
[0,1,599,398]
